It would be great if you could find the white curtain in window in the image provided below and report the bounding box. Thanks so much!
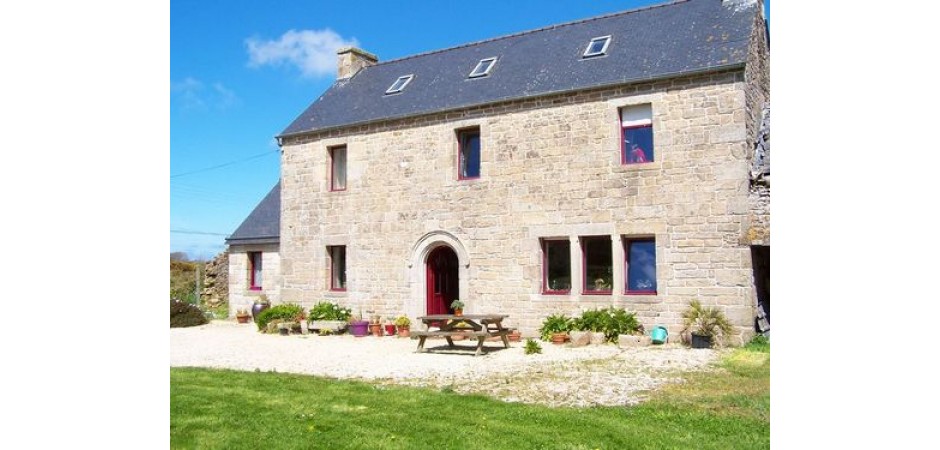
[333,148,347,189]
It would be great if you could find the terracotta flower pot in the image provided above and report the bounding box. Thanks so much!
[236,315,251,324]
[369,323,383,337]
[397,326,411,338]
[551,332,568,344]
[508,330,522,342]
[454,308,463,317]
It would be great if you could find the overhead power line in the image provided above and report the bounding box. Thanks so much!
[170,149,279,178]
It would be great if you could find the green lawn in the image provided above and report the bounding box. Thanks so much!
[171,344,769,450]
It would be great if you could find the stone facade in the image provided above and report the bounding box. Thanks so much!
[278,65,767,344]
[227,244,281,314]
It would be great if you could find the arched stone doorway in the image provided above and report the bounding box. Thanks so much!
[426,246,458,315]
[407,231,470,319]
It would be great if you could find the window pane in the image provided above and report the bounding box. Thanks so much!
[589,40,605,54]
[460,131,480,178]
[544,240,570,292]
[583,237,612,292]
[627,239,657,292]
[624,125,654,163]
[331,246,346,290]
[250,252,262,288]
[332,147,346,190]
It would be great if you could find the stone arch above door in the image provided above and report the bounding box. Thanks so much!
[407,231,470,319]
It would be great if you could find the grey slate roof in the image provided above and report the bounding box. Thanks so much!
[280,0,758,137]
[226,182,280,245]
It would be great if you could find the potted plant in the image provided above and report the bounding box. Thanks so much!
[538,313,572,344]
[251,294,271,321]
[450,299,465,316]
[384,320,397,337]
[235,308,251,324]
[348,309,369,337]
[308,302,352,333]
[369,314,384,337]
[682,300,733,349]
[394,315,411,337]
[508,328,522,342]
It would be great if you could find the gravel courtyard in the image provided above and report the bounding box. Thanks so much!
[171,320,725,408]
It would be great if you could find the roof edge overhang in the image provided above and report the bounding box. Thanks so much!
[225,236,280,246]
[276,62,746,140]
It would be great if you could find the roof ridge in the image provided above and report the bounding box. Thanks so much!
[370,0,690,67]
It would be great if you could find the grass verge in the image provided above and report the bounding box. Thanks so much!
[171,345,768,449]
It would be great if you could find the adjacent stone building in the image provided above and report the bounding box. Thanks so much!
[228,0,770,344]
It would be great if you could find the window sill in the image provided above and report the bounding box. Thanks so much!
[249,287,262,291]
[541,290,571,296]
[581,290,612,296]
[625,291,657,296]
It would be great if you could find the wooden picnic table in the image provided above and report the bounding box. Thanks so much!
[411,314,511,356]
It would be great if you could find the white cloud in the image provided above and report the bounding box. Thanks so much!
[245,29,359,78]
[171,78,239,111]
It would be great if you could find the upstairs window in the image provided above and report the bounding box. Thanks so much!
[583,35,611,58]
[582,236,612,294]
[542,239,571,294]
[328,246,347,291]
[248,252,262,290]
[330,145,347,191]
[385,74,413,94]
[469,57,498,78]
[620,104,654,164]
[457,127,481,179]
[625,237,657,294]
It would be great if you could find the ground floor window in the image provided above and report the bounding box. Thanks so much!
[542,239,570,294]
[328,246,347,291]
[248,251,262,290]
[582,236,612,294]
[624,237,656,294]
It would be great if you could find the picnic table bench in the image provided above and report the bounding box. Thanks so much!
[412,314,511,356]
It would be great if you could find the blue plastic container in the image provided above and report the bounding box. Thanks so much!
[650,326,668,344]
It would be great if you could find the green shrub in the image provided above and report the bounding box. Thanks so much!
[170,299,208,328]
[308,302,353,322]
[570,307,641,344]
[524,338,542,355]
[256,304,305,332]
[538,314,572,341]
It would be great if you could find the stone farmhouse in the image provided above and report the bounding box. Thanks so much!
[227,0,770,343]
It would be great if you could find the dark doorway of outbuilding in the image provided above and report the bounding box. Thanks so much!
[426,246,459,316]
[751,245,770,333]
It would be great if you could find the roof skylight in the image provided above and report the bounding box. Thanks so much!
[469,57,498,78]
[385,74,414,94]
[583,36,611,58]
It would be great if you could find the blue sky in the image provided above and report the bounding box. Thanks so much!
[171,0,769,260]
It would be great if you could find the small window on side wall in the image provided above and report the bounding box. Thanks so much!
[248,252,262,290]
[457,127,481,179]
[625,237,657,294]
[542,239,571,294]
[328,246,347,291]
[620,104,654,164]
[330,145,347,191]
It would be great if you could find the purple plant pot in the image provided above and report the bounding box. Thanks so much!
[349,320,370,337]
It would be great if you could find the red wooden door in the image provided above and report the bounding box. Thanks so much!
[426,246,458,315]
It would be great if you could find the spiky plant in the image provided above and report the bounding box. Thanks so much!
[682,300,733,338]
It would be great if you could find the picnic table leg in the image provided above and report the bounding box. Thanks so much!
[416,336,427,353]
[475,337,486,356]
[445,337,455,347]
[501,334,510,348]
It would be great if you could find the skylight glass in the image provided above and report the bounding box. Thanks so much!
[385,74,414,94]
[469,57,498,78]
[583,36,611,58]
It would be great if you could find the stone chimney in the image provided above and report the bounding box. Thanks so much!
[337,46,378,80]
